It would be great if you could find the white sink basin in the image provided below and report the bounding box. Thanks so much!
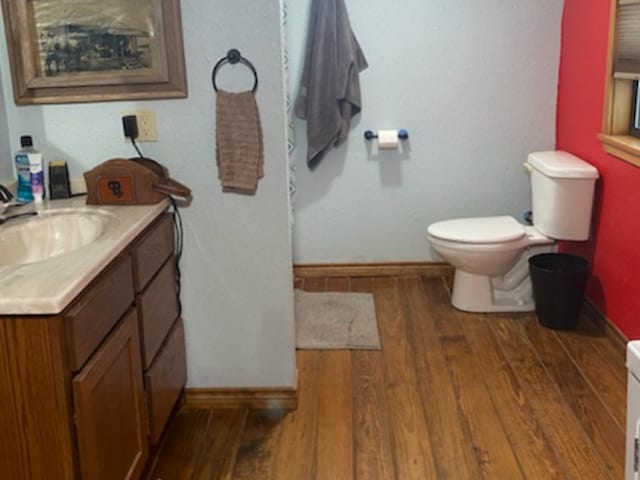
[0,209,116,266]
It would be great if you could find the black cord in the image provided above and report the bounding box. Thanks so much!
[131,136,144,159]
[168,196,184,318]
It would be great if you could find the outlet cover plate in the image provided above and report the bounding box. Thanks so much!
[121,109,157,142]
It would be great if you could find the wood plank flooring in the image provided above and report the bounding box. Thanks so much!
[148,274,627,480]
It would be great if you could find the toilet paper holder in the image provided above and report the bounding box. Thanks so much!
[364,129,409,141]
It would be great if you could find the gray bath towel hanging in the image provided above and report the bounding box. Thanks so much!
[295,0,368,169]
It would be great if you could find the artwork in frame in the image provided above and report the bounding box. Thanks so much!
[0,0,187,104]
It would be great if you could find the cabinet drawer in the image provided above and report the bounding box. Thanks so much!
[138,257,179,368]
[66,256,134,371]
[145,318,187,444]
[131,214,174,293]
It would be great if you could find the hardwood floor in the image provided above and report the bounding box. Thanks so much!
[148,274,627,480]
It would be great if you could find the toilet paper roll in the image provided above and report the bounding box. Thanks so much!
[377,129,399,149]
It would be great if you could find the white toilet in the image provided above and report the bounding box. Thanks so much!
[427,151,599,312]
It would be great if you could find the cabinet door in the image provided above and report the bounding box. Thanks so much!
[73,309,148,480]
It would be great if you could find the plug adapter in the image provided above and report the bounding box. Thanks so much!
[122,115,139,139]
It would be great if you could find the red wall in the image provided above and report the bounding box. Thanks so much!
[558,0,640,338]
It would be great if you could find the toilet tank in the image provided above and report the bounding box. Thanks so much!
[527,151,599,241]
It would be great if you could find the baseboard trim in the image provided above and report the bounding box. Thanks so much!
[294,262,453,278]
[584,299,628,348]
[184,386,298,410]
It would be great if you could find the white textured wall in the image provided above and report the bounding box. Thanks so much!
[0,62,11,179]
[0,0,296,388]
[289,0,564,263]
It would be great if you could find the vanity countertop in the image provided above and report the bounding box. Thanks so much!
[0,196,168,315]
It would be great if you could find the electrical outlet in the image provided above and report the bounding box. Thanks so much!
[121,109,157,142]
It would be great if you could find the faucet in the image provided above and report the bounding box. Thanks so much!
[0,184,12,204]
[0,184,38,224]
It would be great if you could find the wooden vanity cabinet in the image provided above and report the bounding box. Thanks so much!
[0,212,186,480]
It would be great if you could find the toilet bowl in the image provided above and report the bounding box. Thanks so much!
[426,150,599,313]
[428,216,555,312]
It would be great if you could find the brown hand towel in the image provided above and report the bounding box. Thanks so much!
[215,90,264,194]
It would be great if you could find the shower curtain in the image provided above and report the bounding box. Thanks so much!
[281,0,295,231]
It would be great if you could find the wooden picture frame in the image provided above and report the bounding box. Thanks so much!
[0,0,187,105]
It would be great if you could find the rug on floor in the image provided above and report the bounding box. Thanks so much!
[294,290,381,349]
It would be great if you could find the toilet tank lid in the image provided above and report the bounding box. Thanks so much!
[428,216,525,243]
[527,151,599,179]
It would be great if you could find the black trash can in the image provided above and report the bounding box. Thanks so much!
[528,253,589,330]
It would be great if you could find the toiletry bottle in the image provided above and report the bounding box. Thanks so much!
[15,136,34,203]
[27,138,44,203]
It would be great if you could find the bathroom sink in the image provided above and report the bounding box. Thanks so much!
[0,209,116,266]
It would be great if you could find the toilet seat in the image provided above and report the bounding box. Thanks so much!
[426,215,557,312]
[427,215,525,244]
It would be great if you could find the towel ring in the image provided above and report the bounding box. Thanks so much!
[212,49,259,93]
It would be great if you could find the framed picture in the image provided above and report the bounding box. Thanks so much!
[0,0,187,104]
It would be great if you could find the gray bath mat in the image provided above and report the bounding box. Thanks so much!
[294,290,381,350]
